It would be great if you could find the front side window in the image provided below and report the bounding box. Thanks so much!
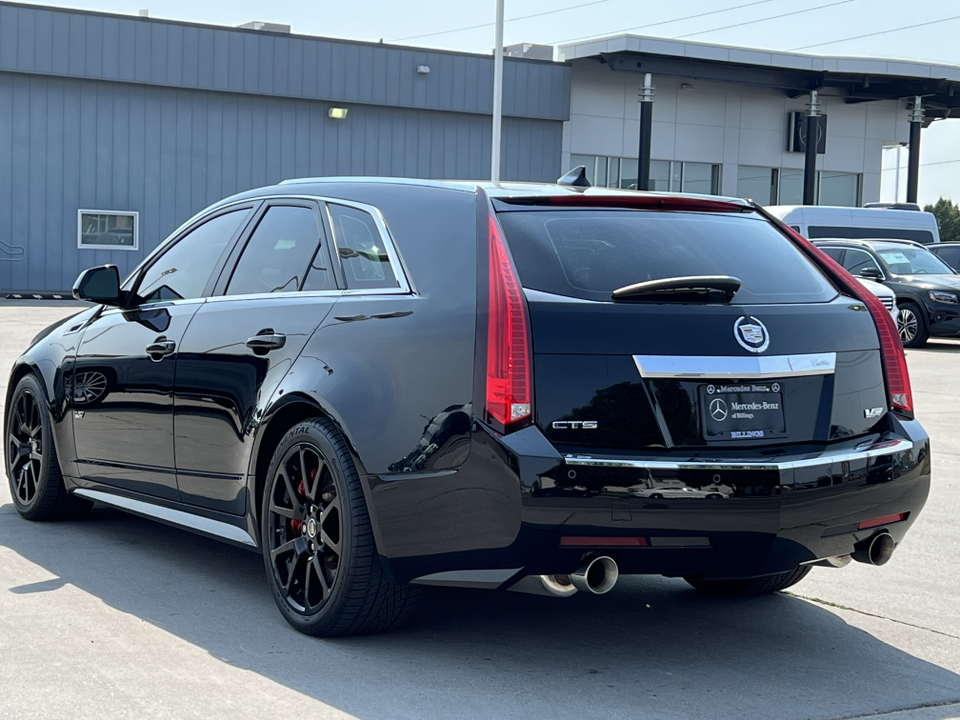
[78,211,139,250]
[136,209,250,304]
[327,204,399,290]
[841,249,882,277]
[226,205,323,295]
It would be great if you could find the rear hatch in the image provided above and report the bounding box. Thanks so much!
[494,200,887,454]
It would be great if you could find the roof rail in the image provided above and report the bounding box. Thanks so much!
[863,202,922,211]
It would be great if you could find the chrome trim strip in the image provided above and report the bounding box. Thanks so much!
[410,568,523,589]
[73,489,257,547]
[563,438,914,472]
[633,352,837,379]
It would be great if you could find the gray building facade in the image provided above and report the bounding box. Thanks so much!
[0,2,571,293]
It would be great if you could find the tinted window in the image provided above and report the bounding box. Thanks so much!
[226,205,322,295]
[137,209,249,304]
[497,210,837,305]
[807,226,935,244]
[328,204,399,290]
[932,246,960,271]
[876,247,955,275]
[819,247,844,263]
[841,249,882,276]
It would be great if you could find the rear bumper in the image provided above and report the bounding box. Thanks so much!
[370,417,930,585]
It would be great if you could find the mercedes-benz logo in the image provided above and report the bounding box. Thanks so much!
[709,398,728,422]
[734,315,770,353]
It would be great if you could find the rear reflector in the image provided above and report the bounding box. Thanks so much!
[560,537,648,547]
[858,513,906,530]
[485,213,532,430]
[772,220,914,418]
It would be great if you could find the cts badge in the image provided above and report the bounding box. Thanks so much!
[552,420,598,430]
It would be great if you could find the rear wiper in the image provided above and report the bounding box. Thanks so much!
[612,275,742,303]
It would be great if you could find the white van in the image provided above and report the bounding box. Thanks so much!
[766,205,940,245]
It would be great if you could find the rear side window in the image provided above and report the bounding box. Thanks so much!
[327,204,399,290]
[808,226,935,244]
[226,205,323,295]
[496,210,837,305]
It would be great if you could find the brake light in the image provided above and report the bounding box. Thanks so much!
[485,213,532,431]
[776,224,914,418]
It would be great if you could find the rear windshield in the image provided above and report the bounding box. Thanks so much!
[496,209,837,305]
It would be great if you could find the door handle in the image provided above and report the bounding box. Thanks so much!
[246,332,287,353]
[145,339,176,361]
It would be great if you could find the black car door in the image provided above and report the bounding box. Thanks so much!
[173,200,340,514]
[71,205,256,500]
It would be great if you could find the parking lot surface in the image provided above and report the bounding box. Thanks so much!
[1,300,959,720]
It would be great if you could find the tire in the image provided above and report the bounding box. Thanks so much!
[897,302,929,348]
[684,566,811,597]
[5,374,92,521]
[260,417,420,637]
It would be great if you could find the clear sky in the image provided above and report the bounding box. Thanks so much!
[14,0,960,205]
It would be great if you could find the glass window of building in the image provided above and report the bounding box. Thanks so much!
[778,169,806,205]
[681,163,720,195]
[819,172,861,207]
[737,166,778,204]
[649,161,672,191]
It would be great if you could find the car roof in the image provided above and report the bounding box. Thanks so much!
[232,176,756,208]
[812,238,927,251]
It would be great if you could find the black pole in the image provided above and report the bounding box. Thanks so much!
[803,89,820,205]
[638,73,654,191]
[906,96,923,204]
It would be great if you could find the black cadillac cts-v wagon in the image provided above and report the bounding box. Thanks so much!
[5,178,930,636]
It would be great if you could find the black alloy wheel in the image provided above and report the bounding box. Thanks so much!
[5,374,92,521]
[897,302,929,348]
[261,417,420,636]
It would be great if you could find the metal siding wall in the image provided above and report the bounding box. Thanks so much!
[0,73,564,292]
[0,3,570,121]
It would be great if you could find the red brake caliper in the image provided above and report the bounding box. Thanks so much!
[288,467,316,535]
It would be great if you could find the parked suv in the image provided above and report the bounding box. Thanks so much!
[813,238,960,347]
[6,179,929,636]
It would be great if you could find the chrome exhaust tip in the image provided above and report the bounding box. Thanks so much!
[571,556,619,595]
[805,554,852,569]
[507,574,577,597]
[852,531,896,566]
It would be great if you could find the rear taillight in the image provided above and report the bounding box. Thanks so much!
[775,223,914,418]
[485,213,532,432]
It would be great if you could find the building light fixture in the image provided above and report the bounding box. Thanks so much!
[416,65,431,74]
[328,107,349,120]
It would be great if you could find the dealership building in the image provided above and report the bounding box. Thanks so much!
[2,1,959,294]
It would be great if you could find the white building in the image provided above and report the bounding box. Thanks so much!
[557,35,960,206]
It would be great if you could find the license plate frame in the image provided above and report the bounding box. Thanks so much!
[700,382,787,441]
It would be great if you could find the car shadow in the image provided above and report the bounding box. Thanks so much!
[2,506,960,720]
[911,339,960,353]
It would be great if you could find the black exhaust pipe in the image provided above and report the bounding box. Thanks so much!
[852,531,895,566]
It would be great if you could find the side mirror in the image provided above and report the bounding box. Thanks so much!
[73,265,122,305]
[860,267,883,282]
